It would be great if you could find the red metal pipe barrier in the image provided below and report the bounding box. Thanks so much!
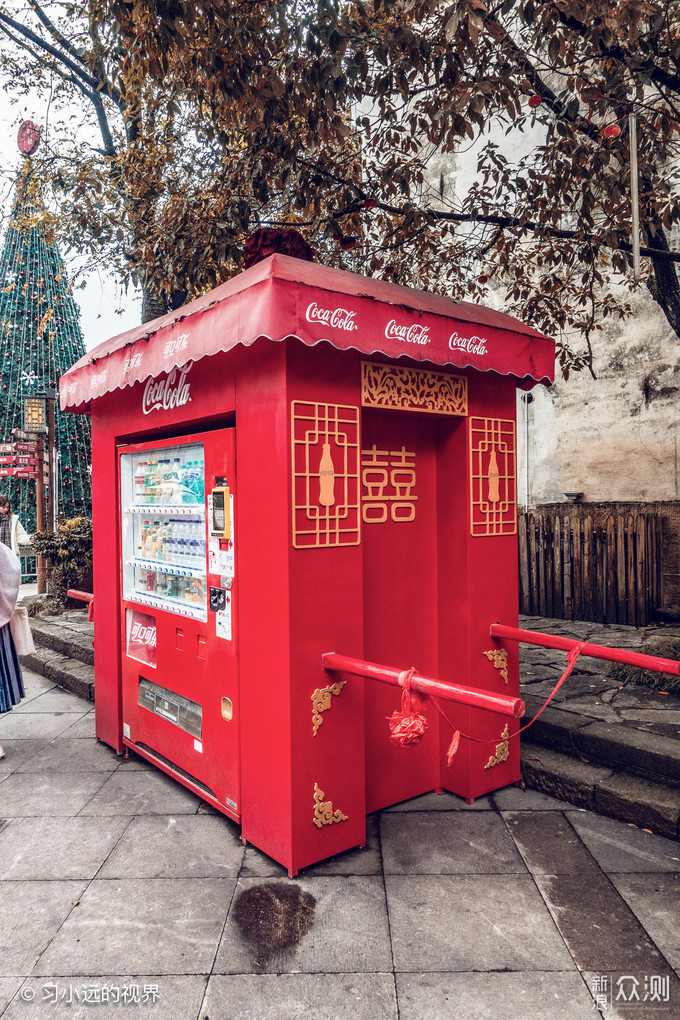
[322,652,525,718]
[489,623,680,677]
[67,589,95,622]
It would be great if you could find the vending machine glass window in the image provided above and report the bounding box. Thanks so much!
[120,442,207,621]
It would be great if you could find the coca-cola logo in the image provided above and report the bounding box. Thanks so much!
[448,331,488,356]
[385,319,430,346]
[142,361,193,415]
[131,622,157,647]
[305,302,358,332]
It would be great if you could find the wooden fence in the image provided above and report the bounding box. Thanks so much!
[518,510,663,625]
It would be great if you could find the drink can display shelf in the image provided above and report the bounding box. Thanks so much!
[127,558,205,579]
[125,505,205,516]
[124,591,207,622]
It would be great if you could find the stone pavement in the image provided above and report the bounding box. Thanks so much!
[1,660,680,1018]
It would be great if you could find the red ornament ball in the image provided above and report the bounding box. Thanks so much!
[363,199,377,209]
[603,123,621,139]
[478,275,489,284]
[528,95,542,108]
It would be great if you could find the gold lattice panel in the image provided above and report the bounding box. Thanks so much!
[291,402,361,548]
[469,417,516,536]
[361,361,467,416]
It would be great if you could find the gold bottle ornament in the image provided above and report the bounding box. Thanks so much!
[319,442,336,507]
[488,448,500,503]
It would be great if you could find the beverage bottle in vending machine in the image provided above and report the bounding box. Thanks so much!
[134,462,147,504]
[145,461,157,504]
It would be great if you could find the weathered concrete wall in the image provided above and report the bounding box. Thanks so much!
[520,286,680,506]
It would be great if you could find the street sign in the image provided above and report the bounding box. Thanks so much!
[0,456,39,466]
[11,428,44,442]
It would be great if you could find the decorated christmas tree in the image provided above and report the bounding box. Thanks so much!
[0,122,91,533]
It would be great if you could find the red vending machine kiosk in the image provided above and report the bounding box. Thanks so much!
[60,253,554,876]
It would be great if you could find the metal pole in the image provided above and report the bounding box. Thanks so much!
[490,623,680,676]
[629,112,640,281]
[46,389,56,531]
[322,651,526,718]
[36,435,46,595]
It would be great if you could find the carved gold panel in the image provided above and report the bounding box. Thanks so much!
[484,724,510,769]
[311,681,347,736]
[291,401,361,548]
[469,417,517,536]
[361,361,467,416]
[313,783,349,828]
[483,649,509,685]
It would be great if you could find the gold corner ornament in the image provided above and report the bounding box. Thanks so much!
[313,783,349,828]
[484,724,510,770]
[483,649,509,685]
[311,681,347,736]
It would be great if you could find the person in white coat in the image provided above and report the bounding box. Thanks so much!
[0,496,31,559]
[0,539,23,759]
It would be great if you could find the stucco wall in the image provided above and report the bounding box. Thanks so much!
[520,286,680,506]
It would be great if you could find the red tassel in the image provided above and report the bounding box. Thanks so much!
[387,668,429,747]
[446,730,461,766]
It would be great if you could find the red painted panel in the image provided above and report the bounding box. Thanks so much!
[361,410,441,811]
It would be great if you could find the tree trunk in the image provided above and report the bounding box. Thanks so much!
[645,225,680,338]
[141,286,169,324]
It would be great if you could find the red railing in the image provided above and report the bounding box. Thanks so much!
[322,652,525,718]
[489,623,680,676]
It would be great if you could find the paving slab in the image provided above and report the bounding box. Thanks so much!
[382,790,494,811]
[380,810,527,875]
[0,772,110,817]
[491,787,574,811]
[241,814,382,878]
[98,814,245,879]
[580,970,680,1020]
[0,738,53,776]
[503,811,601,875]
[610,872,680,972]
[0,710,89,742]
[2,976,207,1020]
[55,712,97,739]
[0,816,131,880]
[12,687,91,715]
[33,878,235,976]
[0,880,87,975]
[566,810,680,873]
[385,874,574,972]
[214,876,393,975]
[202,974,398,1020]
[395,971,597,1020]
[16,737,120,773]
[77,769,203,816]
[0,978,22,1015]
[532,869,677,975]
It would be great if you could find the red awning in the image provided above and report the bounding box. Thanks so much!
[60,254,555,412]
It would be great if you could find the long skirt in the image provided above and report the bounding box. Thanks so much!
[0,621,23,713]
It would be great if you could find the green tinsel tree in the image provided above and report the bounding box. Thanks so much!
[0,148,91,533]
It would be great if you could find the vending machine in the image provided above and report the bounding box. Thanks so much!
[118,430,240,819]
[60,250,555,876]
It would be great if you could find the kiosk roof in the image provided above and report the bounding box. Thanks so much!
[60,254,555,412]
